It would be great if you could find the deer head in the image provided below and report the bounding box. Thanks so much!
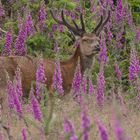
[50,9,110,72]
[51,10,110,55]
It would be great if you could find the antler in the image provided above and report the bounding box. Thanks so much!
[50,10,86,36]
[92,10,110,35]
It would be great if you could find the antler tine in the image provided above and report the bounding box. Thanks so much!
[96,10,111,35]
[72,20,79,30]
[92,15,103,33]
[50,10,63,25]
[80,13,86,32]
[50,9,85,36]
[61,10,81,36]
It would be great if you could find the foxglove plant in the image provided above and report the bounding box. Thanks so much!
[64,119,75,134]
[96,67,105,107]
[59,25,65,32]
[99,34,108,64]
[114,63,122,81]
[7,80,14,109]
[70,12,76,20]
[7,78,23,118]
[21,128,27,140]
[64,118,78,140]
[30,86,42,121]
[25,12,34,36]
[116,0,123,22]
[53,60,64,95]
[70,135,78,140]
[15,67,23,98]
[81,74,87,94]
[123,3,133,27]
[36,59,46,83]
[81,108,90,140]
[2,28,13,56]
[13,84,23,118]
[96,118,108,140]
[114,118,126,140]
[129,47,140,81]
[106,22,113,42]
[71,62,82,97]
[14,23,27,56]
[38,4,46,31]
[115,27,125,49]
[88,79,94,95]
[52,24,57,32]
[36,58,46,99]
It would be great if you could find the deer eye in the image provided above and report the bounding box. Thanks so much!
[82,39,87,43]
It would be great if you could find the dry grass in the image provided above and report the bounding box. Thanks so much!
[0,92,140,140]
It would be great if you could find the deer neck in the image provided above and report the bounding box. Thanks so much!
[72,47,94,74]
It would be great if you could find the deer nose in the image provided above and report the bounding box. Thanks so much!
[95,45,100,51]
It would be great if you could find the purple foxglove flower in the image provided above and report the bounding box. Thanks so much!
[25,12,34,36]
[0,5,5,17]
[75,6,84,14]
[64,119,75,134]
[129,48,140,81]
[81,75,87,94]
[30,86,42,121]
[38,5,46,22]
[15,67,23,97]
[114,119,125,140]
[38,5,46,31]
[88,79,94,95]
[13,84,23,118]
[72,63,82,96]
[81,108,90,140]
[123,5,133,27]
[96,119,108,140]
[36,81,45,100]
[14,23,27,56]
[52,24,57,32]
[70,12,76,20]
[2,28,13,56]
[127,11,133,27]
[59,25,65,32]
[114,63,122,81]
[116,0,123,22]
[96,67,105,107]
[7,78,23,118]
[64,118,78,139]
[7,80,14,109]
[53,60,64,95]
[70,135,78,140]
[106,22,113,42]
[21,128,27,140]
[36,59,46,83]
[99,34,108,64]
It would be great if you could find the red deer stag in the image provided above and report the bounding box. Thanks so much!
[0,10,110,97]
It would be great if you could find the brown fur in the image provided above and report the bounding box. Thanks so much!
[0,33,100,97]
